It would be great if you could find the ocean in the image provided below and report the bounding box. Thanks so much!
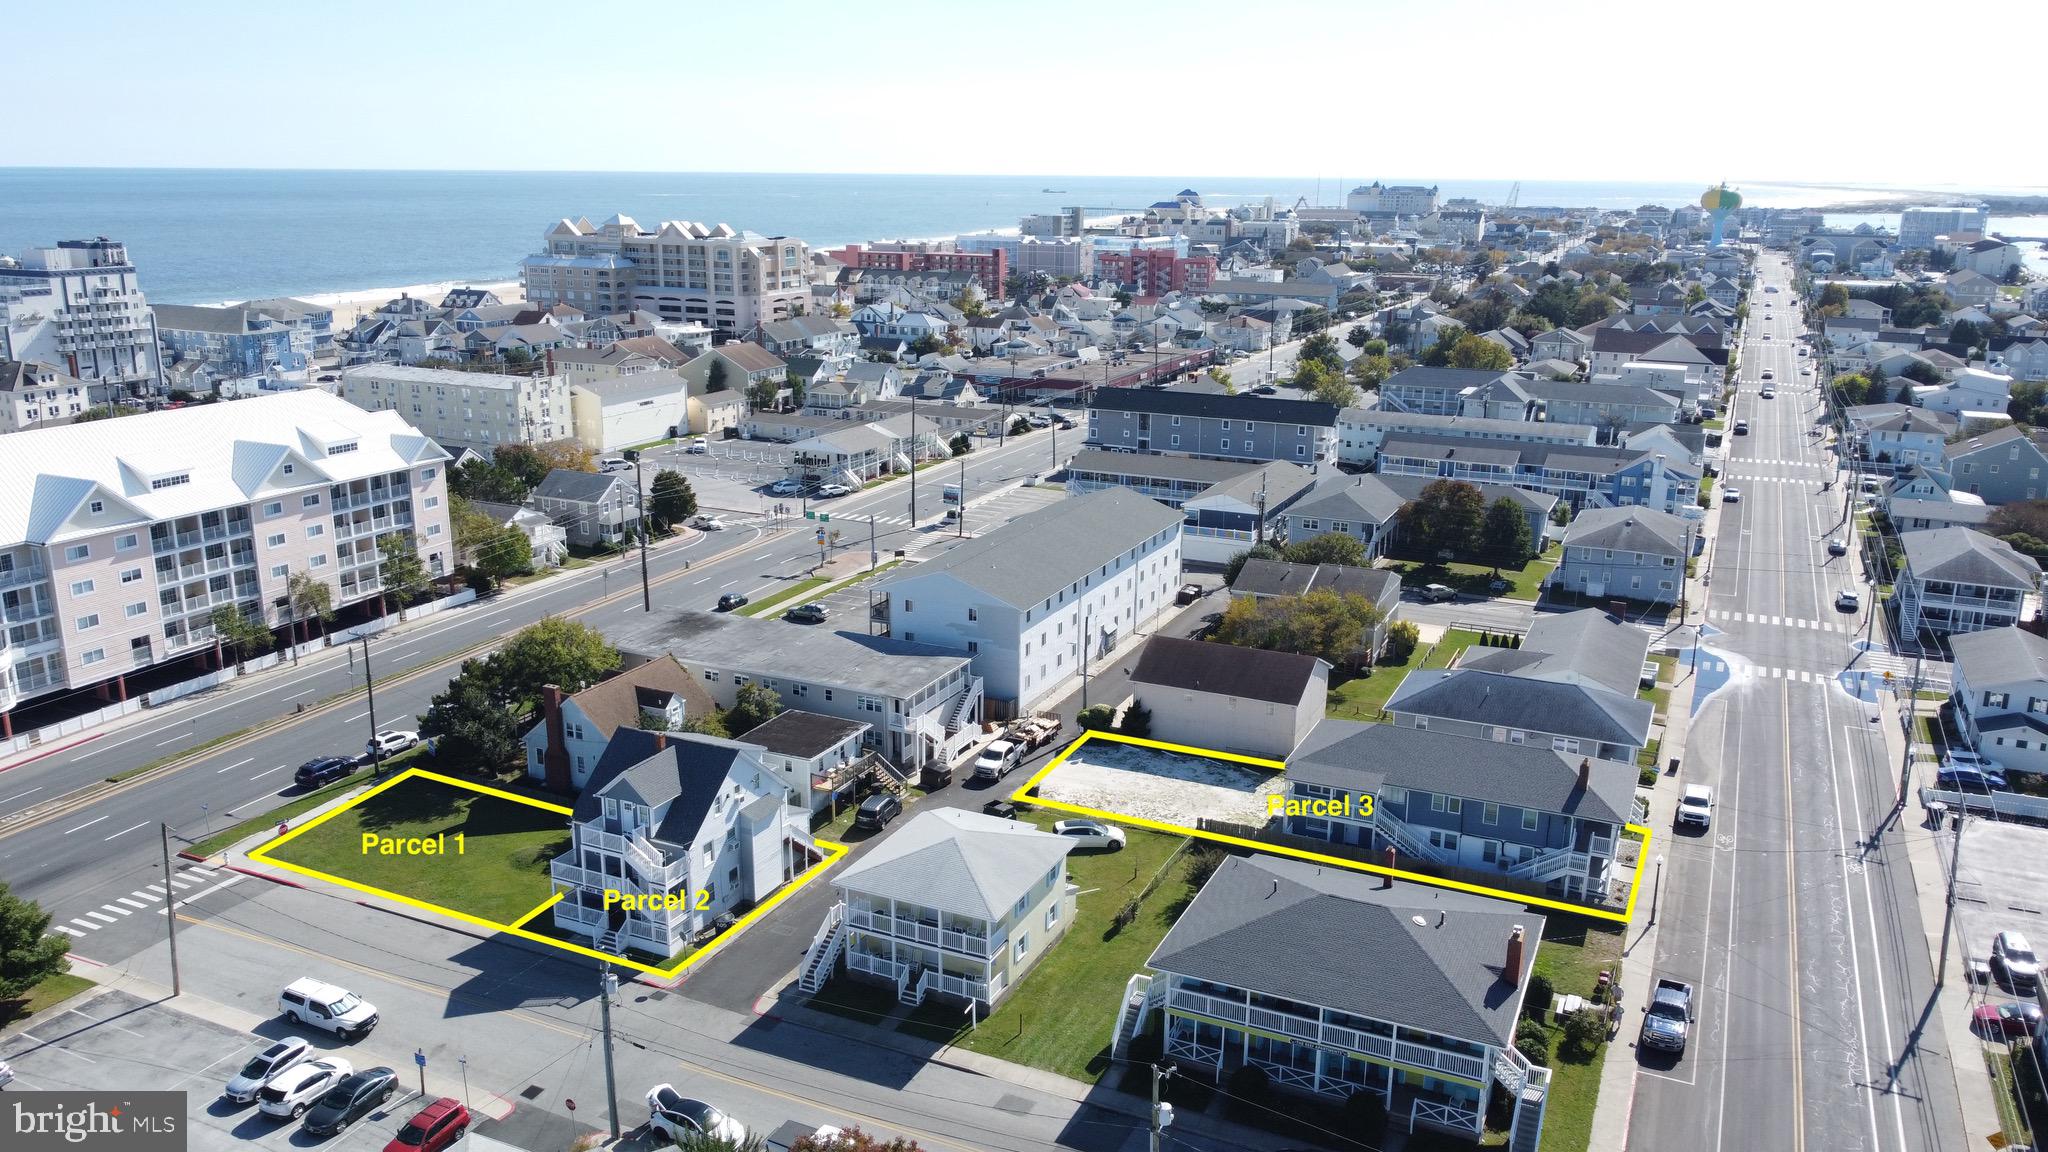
[1,168,2040,306]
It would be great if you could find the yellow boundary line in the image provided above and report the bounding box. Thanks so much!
[247,767,847,977]
[1010,730,1648,923]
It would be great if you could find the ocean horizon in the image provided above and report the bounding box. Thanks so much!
[4,167,2042,307]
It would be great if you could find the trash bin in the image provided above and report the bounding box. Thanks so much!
[1667,757,1680,776]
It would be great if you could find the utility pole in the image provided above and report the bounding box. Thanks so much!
[160,823,181,996]
[909,391,919,525]
[1254,474,1269,545]
[1937,810,1966,985]
[631,455,651,612]
[355,633,382,777]
[1149,1063,1176,1152]
[957,455,966,538]
[1897,651,1924,803]
[1080,607,1093,710]
[599,965,620,1139]
[868,514,877,572]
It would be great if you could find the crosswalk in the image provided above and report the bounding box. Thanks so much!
[1708,609,1859,634]
[49,865,243,938]
[1725,458,1829,468]
[1722,475,1834,485]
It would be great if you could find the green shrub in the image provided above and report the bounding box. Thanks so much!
[1383,621,1421,664]
[1077,704,1116,731]
[1639,764,1660,787]
[1522,974,1554,1020]
[1559,1008,1608,1061]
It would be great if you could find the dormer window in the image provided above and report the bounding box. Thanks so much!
[150,473,190,490]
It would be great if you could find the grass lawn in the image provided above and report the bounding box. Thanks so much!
[741,576,829,617]
[0,969,95,1027]
[1378,550,1557,603]
[1527,920,1625,1152]
[266,773,568,925]
[948,817,1196,1080]
[1426,628,1485,670]
[1987,1050,2035,1147]
[1327,629,1481,721]
[1639,654,1676,718]
[1703,418,1726,431]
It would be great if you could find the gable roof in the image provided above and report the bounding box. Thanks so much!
[1901,527,2041,589]
[1291,720,1635,826]
[1280,476,1413,527]
[1130,636,1324,705]
[1563,505,1689,556]
[885,487,1182,610]
[835,808,1072,920]
[1386,669,1653,747]
[1461,608,1652,698]
[576,729,749,850]
[557,656,713,745]
[715,343,786,373]
[532,467,624,504]
[1230,558,1402,608]
[1381,366,1517,394]
[1147,854,1540,1049]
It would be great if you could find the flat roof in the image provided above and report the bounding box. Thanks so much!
[605,609,971,699]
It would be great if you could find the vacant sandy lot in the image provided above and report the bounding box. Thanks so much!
[1035,740,1282,827]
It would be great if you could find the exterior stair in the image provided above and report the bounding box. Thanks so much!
[797,904,846,993]
[899,963,927,1006]
[944,677,982,735]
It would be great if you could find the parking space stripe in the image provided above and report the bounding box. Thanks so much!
[99,904,133,916]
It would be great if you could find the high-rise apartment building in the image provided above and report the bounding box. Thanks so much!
[0,238,160,399]
[1345,182,1440,215]
[521,216,813,336]
[0,391,452,728]
[340,364,572,456]
[1899,205,1990,250]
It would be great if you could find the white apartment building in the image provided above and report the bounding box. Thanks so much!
[0,239,159,399]
[0,391,451,728]
[880,487,1185,717]
[522,216,814,336]
[0,361,92,433]
[340,364,571,456]
[1899,205,1990,250]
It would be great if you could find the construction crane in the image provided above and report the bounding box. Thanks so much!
[1504,182,1521,210]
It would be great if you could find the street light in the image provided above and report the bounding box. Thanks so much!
[1649,853,1665,925]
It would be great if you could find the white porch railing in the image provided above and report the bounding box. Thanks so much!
[848,907,1001,958]
[1506,848,1590,884]
[918,969,991,1004]
[1247,1058,1320,1092]
[1411,1096,1482,1134]
[1373,805,1452,865]
[848,951,906,982]
[1169,989,1486,1081]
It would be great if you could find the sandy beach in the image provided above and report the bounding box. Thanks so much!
[230,278,524,329]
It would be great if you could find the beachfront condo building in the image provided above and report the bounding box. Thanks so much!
[521,216,813,336]
[155,299,336,378]
[0,391,452,731]
[0,238,160,400]
[340,364,572,457]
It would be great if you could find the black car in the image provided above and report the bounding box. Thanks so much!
[784,603,829,625]
[294,756,354,788]
[301,1067,397,1136]
[716,592,749,612]
[853,792,902,831]
[981,799,1018,820]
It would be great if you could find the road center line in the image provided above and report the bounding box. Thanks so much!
[103,821,149,841]
[216,756,254,774]
[250,764,287,780]
[1,786,44,806]
[62,814,111,834]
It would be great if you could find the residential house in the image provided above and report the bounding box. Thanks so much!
[1127,637,1328,760]
[1915,366,2013,420]
[1275,473,1556,561]
[154,300,329,378]
[1886,498,1991,534]
[1064,450,1278,509]
[526,657,715,790]
[849,301,950,344]
[1210,315,1274,352]
[1895,527,2041,639]
[1944,270,1999,311]
[1943,422,2048,503]
[1086,389,1338,466]
[1375,434,1699,517]
[549,728,807,955]
[0,360,92,432]
[1227,559,1401,656]
[1284,721,1635,906]
[1176,460,1316,564]
[1530,327,1589,366]
[1584,328,1716,384]
[469,499,566,570]
[546,337,690,389]
[1377,367,1515,417]
[736,709,874,815]
[531,467,639,549]
[679,343,787,401]
[879,487,1183,716]
[1952,239,2024,278]
[1129,854,1552,1144]
[748,314,858,360]
[1334,409,1599,470]
[1948,627,2048,778]
[1552,506,1692,603]
[603,609,981,771]
[798,808,1075,1009]
[1854,406,1957,474]
[688,391,747,438]
[1385,608,1655,761]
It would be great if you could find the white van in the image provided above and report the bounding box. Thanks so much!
[278,978,378,1040]
[600,458,632,474]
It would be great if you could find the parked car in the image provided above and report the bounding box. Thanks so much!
[1677,784,1714,829]
[1052,819,1126,851]
[258,1058,353,1120]
[1418,583,1457,602]
[1835,590,1859,612]
[981,799,1018,820]
[1639,978,1696,1054]
[646,1086,747,1145]
[366,729,418,758]
[769,478,805,496]
[783,603,829,625]
[1733,420,1749,435]
[974,740,1021,782]
[384,1097,470,1152]
[224,1037,313,1104]
[715,592,749,612]
[302,1067,398,1135]
[1993,931,2040,993]
[278,978,378,1040]
[690,514,726,531]
[1826,537,1848,556]
[1722,488,1742,503]
[1972,1000,2043,1039]
[600,457,633,474]
[1942,750,2006,777]
[685,440,709,455]
[294,756,355,788]
[1936,765,2007,793]
[815,483,853,498]
[853,792,902,832]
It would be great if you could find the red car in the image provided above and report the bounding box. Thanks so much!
[1972,1000,2042,1039]
[384,1097,470,1152]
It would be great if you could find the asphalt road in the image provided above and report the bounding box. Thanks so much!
[1624,255,1962,1152]
[0,430,1066,967]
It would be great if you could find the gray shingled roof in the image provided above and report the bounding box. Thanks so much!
[1290,720,1635,826]
[1563,506,1688,557]
[1462,608,1652,699]
[1902,527,2041,590]
[575,730,748,851]
[1146,855,1541,1049]
[1382,366,1517,393]
[1088,389,1339,426]
[834,809,1071,920]
[1950,627,2048,687]
[1129,636,1323,705]
[604,610,971,699]
[533,467,626,505]
[1230,559,1401,609]
[1368,472,1556,517]
[1886,498,1991,527]
[884,487,1182,610]
[1283,476,1412,526]
[1385,669,1652,747]
[1193,461,1316,509]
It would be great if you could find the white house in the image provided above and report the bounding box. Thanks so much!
[527,657,714,791]
[1127,636,1328,759]
[1915,366,2013,418]
[879,486,1184,717]
[1949,626,2048,779]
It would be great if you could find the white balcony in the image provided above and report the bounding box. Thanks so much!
[1167,988,1487,1082]
[847,907,1001,958]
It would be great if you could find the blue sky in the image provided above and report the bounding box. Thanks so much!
[12,0,2042,188]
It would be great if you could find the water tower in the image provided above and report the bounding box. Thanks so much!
[1700,184,1742,247]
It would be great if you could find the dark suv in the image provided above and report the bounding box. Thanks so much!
[294,757,354,788]
[854,792,902,831]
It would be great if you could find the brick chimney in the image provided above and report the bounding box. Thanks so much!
[541,684,571,792]
[1505,924,1526,986]
[1382,845,1397,889]
[654,732,668,752]
[1578,757,1591,789]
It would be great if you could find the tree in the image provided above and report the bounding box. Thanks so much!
[418,659,522,773]
[1419,324,1467,367]
[1284,531,1367,568]
[1111,289,1133,307]
[1310,372,1360,409]
[649,469,698,529]
[1205,366,1234,394]
[376,532,432,614]
[485,617,619,712]
[72,405,141,423]
[706,358,732,393]
[748,376,781,411]
[1298,332,1344,373]
[287,570,335,646]
[1077,704,1116,731]
[1560,1007,1609,1061]
[1818,283,1850,315]
[207,604,274,673]
[1950,319,1985,349]
[726,681,783,737]
[1899,359,1944,387]
[479,524,536,581]
[1212,589,1384,669]
[527,439,595,475]
[502,345,533,368]
[952,289,990,320]
[0,882,72,999]
[949,432,973,456]
[1398,479,1486,559]
[1346,326,1373,349]
[450,495,502,565]
[1447,333,1516,371]
[1349,353,1394,389]
[450,458,530,504]
[909,333,945,358]
[491,444,552,492]
[1224,542,1285,584]
[1683,283,1707,306]
[1988,501,2048,544]
[786,374,808,410]
[1117,700,1152,738]
[681,711,731,738]
[1481,496,1535,565]
[791,1126,925,1151]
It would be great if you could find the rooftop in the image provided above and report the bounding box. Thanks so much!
[884,487,1183,611]
[1950,626,2048,686]
[835,808,1071,921]
[1562,505,1690,556]
[1129,636,1324,706]
[1088,388,1339,426]
[606,610,972,699]
[1291,720,1636,827]
[1901,527,2042,589]
[740,709,870,758]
